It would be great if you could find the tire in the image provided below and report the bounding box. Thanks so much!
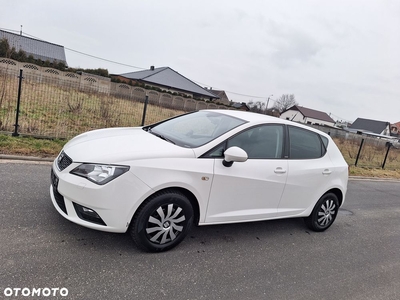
[304,192,339,232]
[130,190,194,252]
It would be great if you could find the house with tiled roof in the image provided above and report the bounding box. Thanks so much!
[0,29,67,65]
[112,66,218,101]
[280,105,335,127]
[349,118,391,136]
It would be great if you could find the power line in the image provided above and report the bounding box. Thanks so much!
[0,28,146,70]
[329,113,352,123]
[222,90,274,100]
[191,80,274,100]
[1,27,272,100]
[64,47,146,70]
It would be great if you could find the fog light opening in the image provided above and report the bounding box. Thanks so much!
[73,203,107,226]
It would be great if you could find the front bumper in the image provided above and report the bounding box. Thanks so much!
[50,160,152,233]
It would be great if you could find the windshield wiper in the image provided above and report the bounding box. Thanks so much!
[148,129,176,145]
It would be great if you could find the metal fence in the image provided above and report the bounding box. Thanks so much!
[1,67,399,171]
[310,124,400,171]
[0,68,222,139]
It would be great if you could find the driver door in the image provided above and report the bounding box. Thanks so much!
[205,124,288,223]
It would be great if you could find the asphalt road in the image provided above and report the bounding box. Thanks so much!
[0,161,399,300]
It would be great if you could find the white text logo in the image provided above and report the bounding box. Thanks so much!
[3,287,69,297]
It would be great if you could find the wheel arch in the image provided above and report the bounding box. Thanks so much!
[133,186,201,226]
[324,188,343,207]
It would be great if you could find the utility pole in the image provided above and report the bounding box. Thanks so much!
[266,94,273,113]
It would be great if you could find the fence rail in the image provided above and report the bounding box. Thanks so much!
[310,124,400,170]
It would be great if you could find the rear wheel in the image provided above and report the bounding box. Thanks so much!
[130,190,194,252]
[304,193,339,232]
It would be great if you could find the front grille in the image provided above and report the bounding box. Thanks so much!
[51,168,67,215]
[57,151,73,171]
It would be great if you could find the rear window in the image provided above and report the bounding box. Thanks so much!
[288,126,327,159]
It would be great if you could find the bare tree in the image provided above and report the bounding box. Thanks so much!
[248,100,265,114]
[273,94,298,113]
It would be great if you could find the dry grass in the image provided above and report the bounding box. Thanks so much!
[334,138,400,178]
[0,134,66,157]
[334,138,400,169]
[349,166,400,179]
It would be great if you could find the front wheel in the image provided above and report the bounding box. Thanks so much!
[130,190,194,252]
[304,193,339,232]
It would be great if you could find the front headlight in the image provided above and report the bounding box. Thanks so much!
[70,164,130,185]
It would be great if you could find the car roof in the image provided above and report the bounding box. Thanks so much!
[202,109,285,123]
[202,109,331,138]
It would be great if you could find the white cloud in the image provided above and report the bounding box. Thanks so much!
[1,0,399,122]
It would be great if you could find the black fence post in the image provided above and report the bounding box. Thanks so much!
[12,69,23,137]
[141,94,149,126]
[355,138,364,167]
[382,142,392,169]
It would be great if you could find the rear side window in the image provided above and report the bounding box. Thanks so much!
[288,126,326,159]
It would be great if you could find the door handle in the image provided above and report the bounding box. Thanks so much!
[322,169,332,175]
[274,167,287,174]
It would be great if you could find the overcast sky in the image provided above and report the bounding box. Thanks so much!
[1,0,399,123]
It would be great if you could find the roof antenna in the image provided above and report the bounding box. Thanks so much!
[20,25,22,36]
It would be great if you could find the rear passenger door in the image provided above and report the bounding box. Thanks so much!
[277,126,334,216]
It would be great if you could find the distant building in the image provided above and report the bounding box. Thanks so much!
[334,120,352,129]
[349,118,391,136]
[390,122,400,137]
[231,102,250,111]
[112,66,218,101]
[280,105,335,127]
[0,29,67,65]
[207,89,230,106]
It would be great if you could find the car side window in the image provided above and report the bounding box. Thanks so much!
[321,136,329,150]
[288,126,326,159]
[205,144,225,158]
[227,125,284,159]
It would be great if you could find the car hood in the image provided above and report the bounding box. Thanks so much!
[62,127,196,163]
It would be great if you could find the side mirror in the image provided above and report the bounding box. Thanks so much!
[223,146,248,167]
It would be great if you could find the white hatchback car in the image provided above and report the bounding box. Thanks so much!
[50,110,348,252]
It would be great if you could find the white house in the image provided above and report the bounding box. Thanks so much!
[280,105,335,127]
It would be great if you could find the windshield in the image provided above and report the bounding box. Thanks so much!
[145,111,246,148]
